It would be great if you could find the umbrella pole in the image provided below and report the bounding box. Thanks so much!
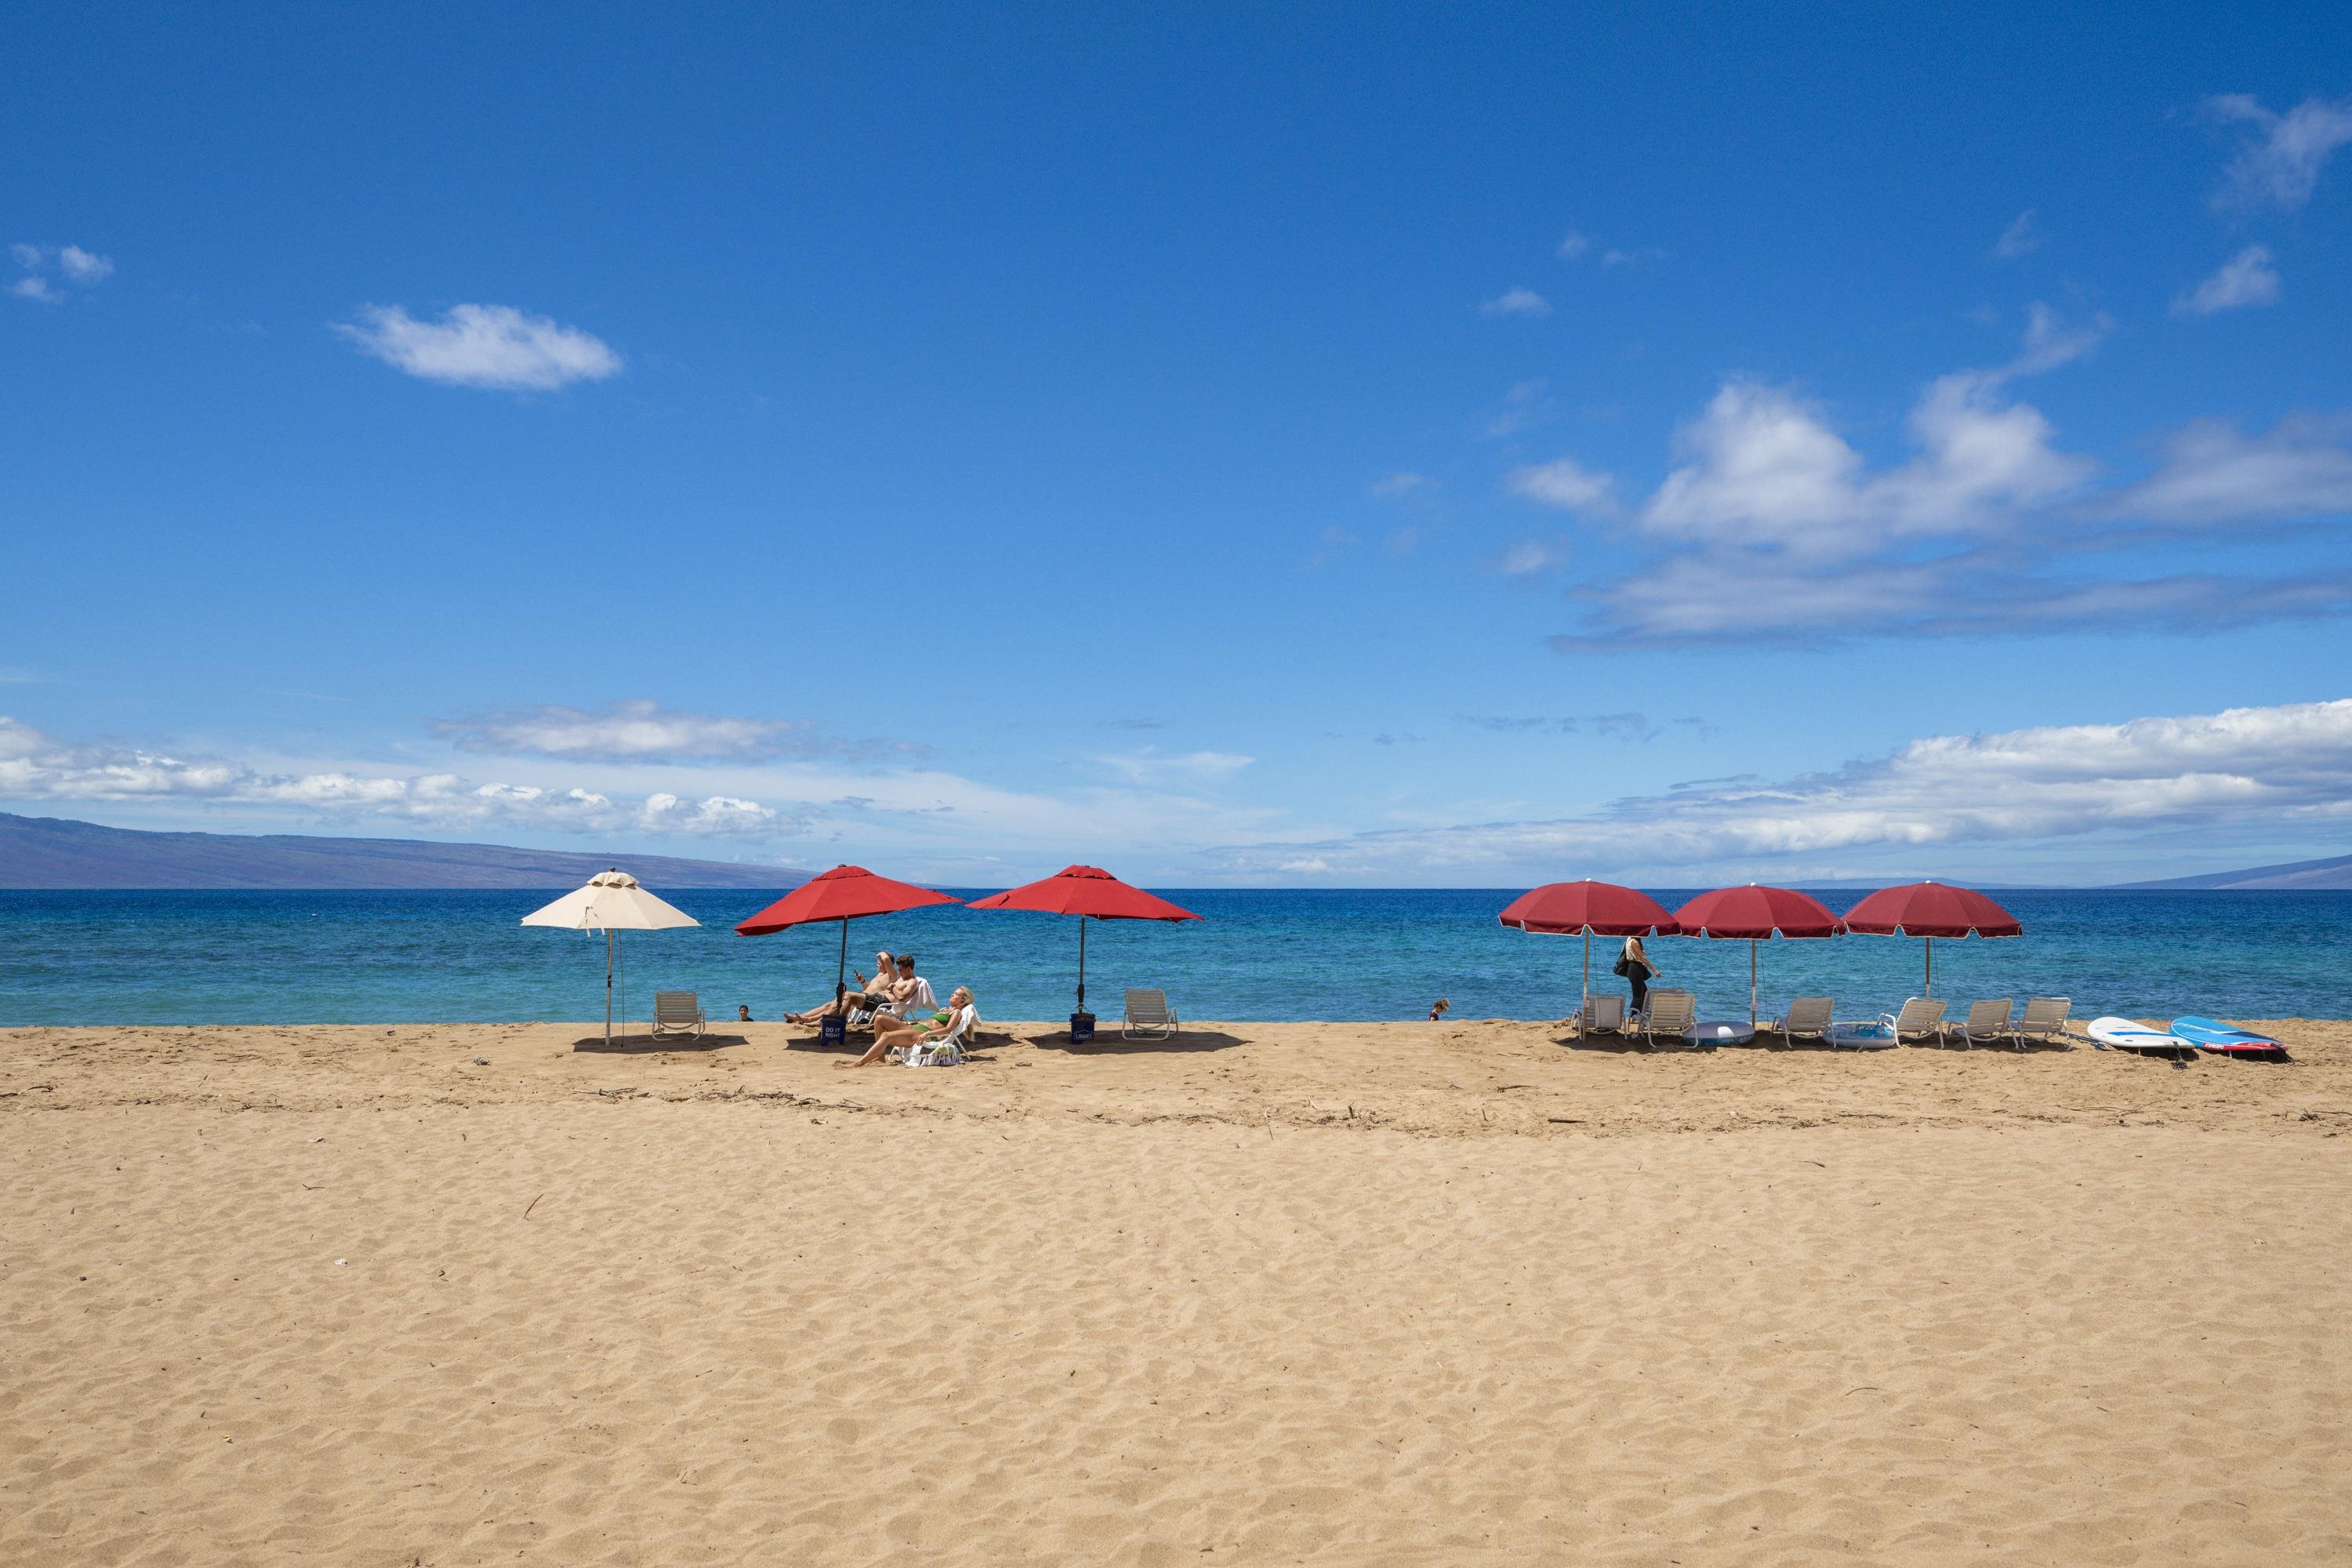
[836,917,848,1010]
[1076,915,1087,1013]
[1750,938,1759,1029]
[1925,936,1933,998]
[1581,927,1591,1032]
[605,927,614,1047]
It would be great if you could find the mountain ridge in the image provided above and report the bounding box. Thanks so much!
[2110,852,2352,891]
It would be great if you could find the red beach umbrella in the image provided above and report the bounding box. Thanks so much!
[735,866,962,1010]
[1497,880,1681,1021]
[967,866,1200,1022]
[1672,884,1846,1027]
[1841,880,2021,997]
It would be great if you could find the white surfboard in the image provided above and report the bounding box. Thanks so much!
[2088,1016,2188,1052]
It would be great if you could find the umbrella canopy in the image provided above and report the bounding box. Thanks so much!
[1842,880,2021,996]
[522,869,700,933]
[521,869,699,1046]
[734,866,961,1012]
[1672,884,1846,1028]
[967,866,1200,1016]
[1498,880,1680,1022]
[735,865,960,935]
[1497,880,1681,936]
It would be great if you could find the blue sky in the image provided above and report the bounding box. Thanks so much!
[5,4,2351,886]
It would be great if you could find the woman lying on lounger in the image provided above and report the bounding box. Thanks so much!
[787,952,906,1025]
[837,987,977,1067]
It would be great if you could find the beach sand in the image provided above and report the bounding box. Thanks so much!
[4,1018,2347,1565]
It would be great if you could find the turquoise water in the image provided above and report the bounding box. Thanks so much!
[3,888,2347,1026]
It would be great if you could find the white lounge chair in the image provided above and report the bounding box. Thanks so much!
[889,1004,977,1067]
[1577,995,1626,1037]
[1891,996,1948,1045]
[652,990,706,1040]
[1636,989,1697,1051]
[1773,996,1834,1046]
[2017,996,2074,1048]
[1123,989,1179,1040]
[1953,998,2018,1050]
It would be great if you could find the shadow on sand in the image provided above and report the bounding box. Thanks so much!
[570,1033,755,1054]
[1023,1029,1250,1056]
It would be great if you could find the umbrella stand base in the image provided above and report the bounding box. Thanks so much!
[1069,1011,1096,1045]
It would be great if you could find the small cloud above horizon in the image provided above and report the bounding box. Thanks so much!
[1992,209,2042,260]
[433,699,925,764]
[2205,93,2352,213]
[1479,285,1552,318]
[2173,245,2281,317]
[1506,456,1617,515]
[336,303,622,390]
[10,242,114,303]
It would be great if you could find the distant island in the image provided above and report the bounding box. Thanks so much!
[0,813,807,890]
[2112,852,2352,891]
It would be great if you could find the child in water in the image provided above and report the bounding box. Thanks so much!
[1428,998,1450,1021]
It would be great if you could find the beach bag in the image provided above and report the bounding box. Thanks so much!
[1611,956,1632,978]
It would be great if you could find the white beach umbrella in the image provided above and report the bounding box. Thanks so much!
[521,869,699,1045]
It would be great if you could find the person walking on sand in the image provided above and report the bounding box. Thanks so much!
[1619,936,1659,1017]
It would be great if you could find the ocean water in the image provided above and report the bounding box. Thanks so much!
[3,887,2348,1027]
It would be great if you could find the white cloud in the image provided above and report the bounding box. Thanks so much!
[1638,352,2097,561]
[1992,209,2042,260]
[2207,93,2352,213]
[1206,699,2352,879]
[0,716,783,838]
[1495,539,1564,575]
[1092,749,1255,785]
[1506,457,1616,514]
[434,699,918,764]
[9,243,113,302]
[1600,246,1665,268]
[1535,307,2352,645]
[1479,286,1552,318]
[2108,412,2352,524]
[336,303,622,390]
[2172,245,2281,317]
[56,245,114,284]
[1556,230,1591,260]
[1367,471,1427,499]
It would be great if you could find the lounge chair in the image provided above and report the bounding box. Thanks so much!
[889,1003,977,1066]
[1773,996,1834,1046]
[1953,998,2019,1050]
[652,990,706,1041]
[1891,996,1948,1045]
[1576,994,1626,1037]
[1123,988,1179,1040]
[2017,996,2074,1048]
[1635,989,1697,1051]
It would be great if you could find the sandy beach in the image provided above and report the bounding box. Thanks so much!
[4,1018,2347,1565]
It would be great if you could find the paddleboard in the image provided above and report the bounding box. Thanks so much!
[1686,1020,1757,1047]
[2170,1016,2287,1054]
[2087,1017,2188,1052]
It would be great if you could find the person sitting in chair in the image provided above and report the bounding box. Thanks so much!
[839,987,976,1068]
[788,951,902,1025]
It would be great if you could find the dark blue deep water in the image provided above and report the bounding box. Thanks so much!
[2,887,2347,1026]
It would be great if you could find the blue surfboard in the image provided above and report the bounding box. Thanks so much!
[2169,1017,2286,1054]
